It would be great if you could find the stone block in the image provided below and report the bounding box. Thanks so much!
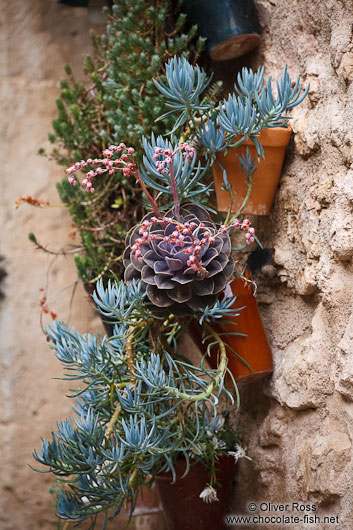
[297,432,351,502]
[271,328,331,410]
[329,213,353,261]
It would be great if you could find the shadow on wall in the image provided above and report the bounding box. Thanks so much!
[0,256,7,299]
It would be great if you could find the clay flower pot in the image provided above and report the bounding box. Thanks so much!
[154,456,235,530]
[213,126,292,215]
[190,271,273,384]
[181,0,261,61]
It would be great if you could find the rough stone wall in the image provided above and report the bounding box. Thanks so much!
[234,1,353,528]
[2,1,353,529]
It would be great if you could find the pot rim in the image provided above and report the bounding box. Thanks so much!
[242,125,292,147]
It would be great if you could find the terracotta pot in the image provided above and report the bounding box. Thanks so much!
[181,0,260,61]
[213,126,292,215]
[155,457,235,530]
[190,272,273,384]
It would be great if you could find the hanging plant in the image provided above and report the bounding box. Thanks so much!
[153,56,309,216]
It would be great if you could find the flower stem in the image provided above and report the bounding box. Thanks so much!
[130,154,162,217]
[169,158,180,220]
[133,169,162,218]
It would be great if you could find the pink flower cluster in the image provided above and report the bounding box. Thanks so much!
[221,218,255,245]
[153,143,195,176]
[130,216,255,273]
[65,143,137,192]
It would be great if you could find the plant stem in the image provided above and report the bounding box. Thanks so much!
[128,468,139,488]
[214,157,233,225]
[133,169,162,218]
[105,403,122,439]
[126,326,136,382]
[130,154,162,218]
[229,175,252,223]
[164,324,227,402]
[169,158,180,220]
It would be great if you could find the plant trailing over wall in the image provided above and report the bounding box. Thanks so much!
[41,0,209,284]
[34,75,258,524]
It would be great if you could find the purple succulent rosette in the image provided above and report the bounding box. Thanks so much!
[123,203,234,310]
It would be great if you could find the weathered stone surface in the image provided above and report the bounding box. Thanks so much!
[329,209,353,261]
[336,312,353,400]
[297,432,351,502]
[295,263,318,296]
[271,324,332,411]
[234,2,353,526]
[338,311,353,356]
[338,52,353,83]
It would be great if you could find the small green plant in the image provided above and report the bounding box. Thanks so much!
[43,0,207,284]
